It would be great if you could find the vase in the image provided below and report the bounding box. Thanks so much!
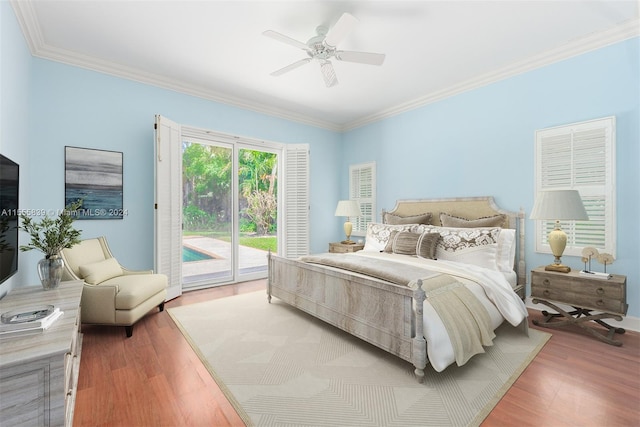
[37,255,64,290]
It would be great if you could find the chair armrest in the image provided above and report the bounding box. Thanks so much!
[81,282,118,324]
[121,267,154,275]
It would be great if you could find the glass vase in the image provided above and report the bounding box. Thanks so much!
[37,255,64,290]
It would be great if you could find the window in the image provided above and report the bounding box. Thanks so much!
[349,162,376,237]
[534,116,616,257]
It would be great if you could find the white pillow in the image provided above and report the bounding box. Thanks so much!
[79,258,123,284]
[362,222,419,252]
[496,228,516,273]
[424,225,501,270]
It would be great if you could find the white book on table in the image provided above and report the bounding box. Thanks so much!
[0,308,64,335]
[579,270,612,280]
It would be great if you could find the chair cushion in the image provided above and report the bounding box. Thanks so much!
[101,274,167,310]
[79,258,123,285]
[63,238,110,278]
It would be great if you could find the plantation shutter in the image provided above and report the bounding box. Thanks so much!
[349,162,376,236]
[535,116,616,257]
[154,115,183,300]
[282,144,309,258]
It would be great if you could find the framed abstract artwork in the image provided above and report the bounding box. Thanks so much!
[65,146,124,220]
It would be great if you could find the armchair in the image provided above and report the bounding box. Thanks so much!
[60,236,167,337]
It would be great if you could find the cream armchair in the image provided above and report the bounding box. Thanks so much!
[60,236,167,337]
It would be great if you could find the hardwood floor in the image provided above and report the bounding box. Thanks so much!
[73,280,640,427]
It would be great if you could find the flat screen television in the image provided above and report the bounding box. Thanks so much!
[0,154,19,284]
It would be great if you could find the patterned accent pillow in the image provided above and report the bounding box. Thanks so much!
[382,231,439,259]
[383,212,432,225]
[424,225,501,270]
[416,232,440,260]
[439,212,506,228]
[383,231,418,255]
[363,223,419,252]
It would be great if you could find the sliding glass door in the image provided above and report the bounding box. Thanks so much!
[182,140,233,286]
[155,115,308,297]
[181,139,277,288]
[237,148,278,277]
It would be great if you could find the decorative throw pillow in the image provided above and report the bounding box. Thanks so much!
[79,258,123,285]
[439,212,506,228]
[383,231,439,259]
[416,232,440,260]
[383,231,418,255]
[363,223,418,252]
[424,225,501,270]
[383,212,432,225]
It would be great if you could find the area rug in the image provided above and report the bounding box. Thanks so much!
[168,291,550,427]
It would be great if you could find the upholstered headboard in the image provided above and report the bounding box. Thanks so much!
[382,196,526,292]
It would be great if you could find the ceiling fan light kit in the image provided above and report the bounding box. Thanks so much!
[263,12,386,87]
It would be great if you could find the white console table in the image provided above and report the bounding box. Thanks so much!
[0,281,83,426]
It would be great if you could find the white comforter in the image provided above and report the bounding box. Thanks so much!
[351,251,528,372]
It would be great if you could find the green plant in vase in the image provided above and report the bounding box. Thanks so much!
[19,200,83,290]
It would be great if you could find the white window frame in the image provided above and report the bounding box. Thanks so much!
[349,162,376,237]
[534,116,616,257]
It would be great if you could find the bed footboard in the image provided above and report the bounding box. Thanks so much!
[267,253,428,382]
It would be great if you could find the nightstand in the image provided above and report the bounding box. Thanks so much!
[329,242,364,253]
[531,267,627,346]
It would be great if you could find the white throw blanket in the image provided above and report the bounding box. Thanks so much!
[349,252,528,372]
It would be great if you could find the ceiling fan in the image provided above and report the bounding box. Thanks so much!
[263,12,386,88]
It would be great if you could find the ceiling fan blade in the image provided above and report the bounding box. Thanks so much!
[270,58,312,76]
[335,50,386,66]
[319,60,338,87]
[263,30,309,51]
[324,12,359,48]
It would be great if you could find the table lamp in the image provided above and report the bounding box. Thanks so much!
[334,200,361,244]
[530,190,588,273]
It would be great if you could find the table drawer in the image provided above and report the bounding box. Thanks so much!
[531,285,626,314]
[531,269,627,315]
[531,275,625,300]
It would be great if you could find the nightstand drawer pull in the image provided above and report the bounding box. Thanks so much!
[543,290,550,297]
[596,287,605,295]
[596,300,604,307]
[542,279,550,286]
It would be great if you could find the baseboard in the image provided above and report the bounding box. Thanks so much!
[525,297,640,333]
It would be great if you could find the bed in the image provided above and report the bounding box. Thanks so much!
[267,196,528,382]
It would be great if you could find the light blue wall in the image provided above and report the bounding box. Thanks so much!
[342,37,640,317]
[26,58,341,273]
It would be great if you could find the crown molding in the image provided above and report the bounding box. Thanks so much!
[343,18,640,131]
[9,1,341,132]
[11,1,638,133]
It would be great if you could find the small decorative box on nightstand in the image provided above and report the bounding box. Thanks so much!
[531,267,627,346]
[329,242,364,253]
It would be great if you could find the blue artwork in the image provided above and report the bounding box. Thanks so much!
[65,146,124,220]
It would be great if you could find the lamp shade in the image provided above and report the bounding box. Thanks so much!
[334,200,361,217]
[530,190,588,220]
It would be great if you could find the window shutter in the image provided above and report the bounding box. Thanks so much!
[282,144,309,258]
[535,117,615,257]
[349,162,376,236]
[154,115,183,300]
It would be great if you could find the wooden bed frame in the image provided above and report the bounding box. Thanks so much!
[267,196,525,382]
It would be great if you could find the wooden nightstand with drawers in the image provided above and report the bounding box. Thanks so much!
[329,242,364,253]
[531,266,627,346]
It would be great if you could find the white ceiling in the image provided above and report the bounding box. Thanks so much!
[11,1,639,131]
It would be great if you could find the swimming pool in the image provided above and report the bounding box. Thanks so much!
[182,246,214,262]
